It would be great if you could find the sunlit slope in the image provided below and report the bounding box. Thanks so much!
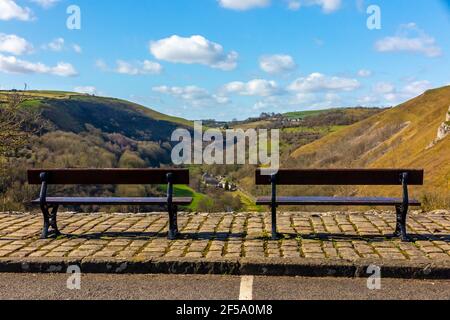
[0,90,192,129]
[291,86,450,195]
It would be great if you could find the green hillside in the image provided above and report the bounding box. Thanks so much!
[1,91,191,135]
[0,90,254,213]
[2,88,448,212]
[284,107,384,124]
[0,90,198,212]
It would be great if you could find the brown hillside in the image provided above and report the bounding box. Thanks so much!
[289,86,450,207]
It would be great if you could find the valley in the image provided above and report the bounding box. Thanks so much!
[0,87,449,212]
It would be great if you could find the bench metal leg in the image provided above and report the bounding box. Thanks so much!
[40,205,60,239]
[270,174,278,240]
[50,205,61,237]
[41,205,50,239]
[394,205,402,237]
[168,205,179,240]
[394,205,409,242]
[271,205,278,240]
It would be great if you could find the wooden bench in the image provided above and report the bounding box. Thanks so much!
[28,169,192,240]
[255,169,424,241]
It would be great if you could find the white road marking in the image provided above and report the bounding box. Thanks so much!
[239,276,254,300]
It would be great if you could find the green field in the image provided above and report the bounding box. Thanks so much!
[232,190,263,212]
[283,109,332,119]
[159,184,207,211]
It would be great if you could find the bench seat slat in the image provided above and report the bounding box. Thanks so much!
[32,197,193,206]
[255,169,424,186]
[256,196,421,206]
[28,169,190,185]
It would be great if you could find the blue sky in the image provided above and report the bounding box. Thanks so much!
[0,0,449,120]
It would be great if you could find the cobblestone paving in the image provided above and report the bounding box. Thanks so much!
[0,211,449,262]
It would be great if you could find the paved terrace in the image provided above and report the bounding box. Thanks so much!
[0,211,449,277]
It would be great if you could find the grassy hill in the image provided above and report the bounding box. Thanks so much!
[289,86,450,208]
[0,90,204,212]
[0,90,191,127]
[2,89,448,211]
[1,91,191,135]
[0,90,257,213]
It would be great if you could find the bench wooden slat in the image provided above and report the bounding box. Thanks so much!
[256,169,424,186]
[256,196,421,206]
[32,197,193,206]
[28,169,190,185]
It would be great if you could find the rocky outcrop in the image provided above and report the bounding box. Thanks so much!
[427,106,450,149]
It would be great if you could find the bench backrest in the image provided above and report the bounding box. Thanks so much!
[255,169,424,186]
[28,169,190,185]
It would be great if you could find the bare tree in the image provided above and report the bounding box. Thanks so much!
[0,91,27,157]
[0,89,43,158]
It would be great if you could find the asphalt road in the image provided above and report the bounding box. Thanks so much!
[0,274,449,300]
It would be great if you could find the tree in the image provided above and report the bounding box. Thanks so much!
[0,91,27,157]
[197,197,215,213]
[118,150,147,168]
[0,90,42,159]
[0,89,44,210]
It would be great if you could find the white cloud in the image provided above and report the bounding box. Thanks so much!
[223,79,280,97]
[318,0,341,13]
[46,38,65,51]
[96,59,162,75]
[375,23,442,58]
[72,44,82,54]
[74,86,97,95]
[355,0,365,12]
[0,53,77,76]
[287,0,301,10]
[259,54,296,74]
[219,0,341,12]
[48,62,77,77]
[153,85,229,107]
[43,38,81,54]
[357,95,379,105]
[365,79,432,105]
[358,81,395,105]
[0,33,33,55]
[95,59,108,71]
[357,69,372,77]
[252,96,282,111]
[402,80,432,96]
[150,35,238,71]
[218,0,270,11]
[290,92,344,109]
[322,92,342,105]
[288,73,360,93]
[142,60,163,74]
[0,0,33,21]
[287,0,342,13]
[30,0,59,9]
[290,92,317,105]
[373,82,395,94]
[115,60,163,75]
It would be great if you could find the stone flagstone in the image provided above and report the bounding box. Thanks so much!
[0,211,449,262]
